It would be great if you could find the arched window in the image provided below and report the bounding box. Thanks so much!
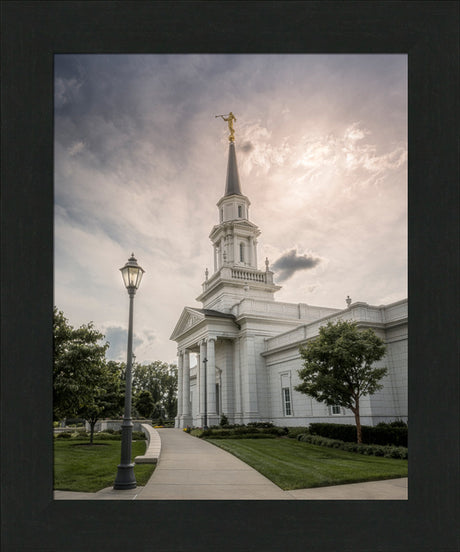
[238,205,243,218]
[239,242,244,262]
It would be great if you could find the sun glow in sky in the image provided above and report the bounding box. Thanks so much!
[54,54,407,364]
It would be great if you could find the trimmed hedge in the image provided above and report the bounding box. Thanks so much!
[199,426,287,439]
[286,427,310,439]
[309,422,407,447]
[297,433,408,459]
[54,430,146,441]
[207,433,277,440]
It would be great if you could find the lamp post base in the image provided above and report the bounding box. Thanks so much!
[113,463,137,490]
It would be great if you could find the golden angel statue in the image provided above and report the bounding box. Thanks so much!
[215,112,236,142]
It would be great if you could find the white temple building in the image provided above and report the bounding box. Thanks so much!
[171,120,407,429]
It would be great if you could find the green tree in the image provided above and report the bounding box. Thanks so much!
[53,307,110,420]
[295,320,387,443]
[79,362,124,443]
[135,390,155,418]
[132,361,178,419]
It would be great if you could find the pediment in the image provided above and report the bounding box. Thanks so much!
[170,307,205,341]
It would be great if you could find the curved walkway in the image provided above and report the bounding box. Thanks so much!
[136,429,290,500]
[135,429,407,500]
[54,429,407,500]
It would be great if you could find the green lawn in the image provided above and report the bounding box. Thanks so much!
[207,438,408,490]
[54,439,155,492]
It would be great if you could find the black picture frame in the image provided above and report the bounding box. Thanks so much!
[1,1,458,551]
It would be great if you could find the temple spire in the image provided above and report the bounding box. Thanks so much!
[216,112,242,196]
[225,141,242,196]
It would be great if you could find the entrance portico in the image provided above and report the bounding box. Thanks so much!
[171,308,240,428]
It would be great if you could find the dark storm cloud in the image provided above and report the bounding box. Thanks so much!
[272,249,321,282]
[105,326,144,361]
[239,141,254,153]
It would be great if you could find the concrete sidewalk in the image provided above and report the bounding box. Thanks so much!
[54,429,407,500]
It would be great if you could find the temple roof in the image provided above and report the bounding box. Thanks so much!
[190,307,236,320]
[224,142,242,196]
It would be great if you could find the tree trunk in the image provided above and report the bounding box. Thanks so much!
[89,421,96,444]
[354,401,362,444]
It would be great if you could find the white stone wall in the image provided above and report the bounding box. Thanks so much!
[263,301,408,427]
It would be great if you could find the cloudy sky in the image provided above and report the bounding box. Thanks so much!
[54,54,407,365]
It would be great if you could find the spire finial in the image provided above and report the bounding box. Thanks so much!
[215,112,236,142]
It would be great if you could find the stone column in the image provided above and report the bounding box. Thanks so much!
[233,232,238,265]
[213,245,217,272]
[233,338,242,423]
[199,340,207,426]
[241,335,259,423]
[181,350,192,427]
[175,350,183,428]
[207,337,218,425]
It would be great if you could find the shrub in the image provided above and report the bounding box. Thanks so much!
[247,422,274,428]
[296,433,407,459]
[287,427,309,439]
[56,432,72,439]
[220,413,229,427]
[309,422,407,447]
[72,431,89,439]
[94,432,120,440]
[209,433,277,440]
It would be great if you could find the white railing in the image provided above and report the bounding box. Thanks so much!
[231,268,267,282]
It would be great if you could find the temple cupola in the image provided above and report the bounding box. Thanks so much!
[196,113,280,312]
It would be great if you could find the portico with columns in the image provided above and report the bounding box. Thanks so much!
[171,115,407,429]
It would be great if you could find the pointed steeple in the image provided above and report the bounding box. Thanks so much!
[225,142,242,196]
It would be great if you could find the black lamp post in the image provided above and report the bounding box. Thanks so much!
[203,357,208,429]
[114,253,145,490]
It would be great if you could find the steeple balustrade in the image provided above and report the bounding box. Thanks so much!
[231,268,267,283]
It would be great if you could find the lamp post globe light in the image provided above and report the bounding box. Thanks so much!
[114,253,145,490]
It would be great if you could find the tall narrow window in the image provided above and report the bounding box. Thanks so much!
[282,387,292,416]
[220,208,223,222]
[281,373,292,416]
[239,242,244,262]
[238,205,242,218]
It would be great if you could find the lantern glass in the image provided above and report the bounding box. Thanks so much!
[120,254,145,290]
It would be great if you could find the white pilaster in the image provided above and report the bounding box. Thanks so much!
[175,350,183,428]
[207,337,218,425]
[199,340,206,426]
[241,335,258,422]
[234,338,242,421]
[181,350,192,427]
